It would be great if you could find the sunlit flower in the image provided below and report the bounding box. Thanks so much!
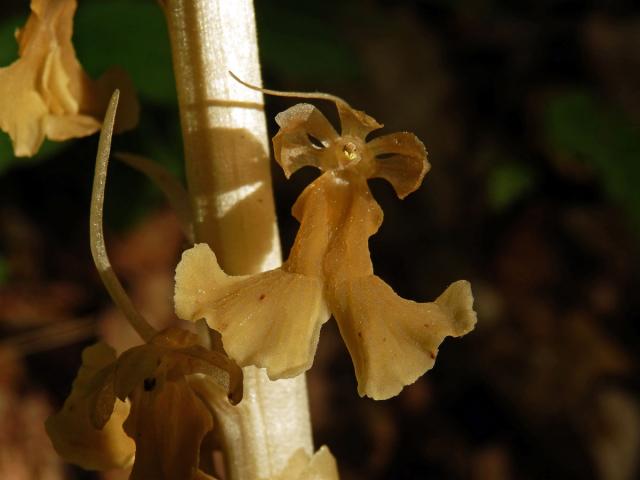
[175,92,477,400]
[0,0,138,157]
[270,446,339,480]
[46,327,242,479]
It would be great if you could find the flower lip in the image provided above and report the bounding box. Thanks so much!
[335,136,366,171]
[311,134,377,178]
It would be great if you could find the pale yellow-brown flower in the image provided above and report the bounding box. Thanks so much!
[46,327,241,479]
[0,0,139,157]
[266,446,339,480]
[175,93,477,400]
[45,342,135,471]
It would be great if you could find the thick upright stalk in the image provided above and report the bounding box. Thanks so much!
[163,1,313,479]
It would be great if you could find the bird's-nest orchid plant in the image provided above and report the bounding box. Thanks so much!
[1,0,477,478]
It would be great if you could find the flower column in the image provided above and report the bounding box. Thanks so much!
[162,1,313,479]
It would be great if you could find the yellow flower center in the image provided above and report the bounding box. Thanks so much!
[343,142,358,161]
[336,138,366,171]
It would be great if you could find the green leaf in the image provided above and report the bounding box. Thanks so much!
[487,161,536,211]
[74,0,176,105]
[545,91,640,230]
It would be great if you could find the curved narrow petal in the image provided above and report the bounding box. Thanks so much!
[153,327,243,405]
[113,344,163,401]
[112,328,243,405]
[124,378,216,480]
[330,276,476,400]
[45,343,135,470]
[273,103,338,177]
[175,243,330,379]
[366,132,429,199]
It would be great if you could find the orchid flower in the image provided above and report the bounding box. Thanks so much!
[0,0,138,157]
[46,326,243,478]
[175,82,477,400]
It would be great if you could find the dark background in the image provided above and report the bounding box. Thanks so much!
[0,0,638,479]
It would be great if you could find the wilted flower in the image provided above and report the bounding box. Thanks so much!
[175,89,477,400]
[46,327,242,479]
[44,342,135,471]
[0,0,138,157]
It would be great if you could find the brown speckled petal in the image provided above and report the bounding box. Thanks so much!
[366,132,429,198]
[175,243,330,379]
[330,276,476,400]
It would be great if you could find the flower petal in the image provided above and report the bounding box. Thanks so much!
[299,446,340,480]
[175,243,330,379]
[336,101,382,139]
[319,173,383,283]
[0,0,139,157]
[269,446,339,480]
[124,377,216,480]
[330,276,476,400]
[285,173,341,277]
[113,343,163,401]
[366,132,429,198]
[153,327,243,404]
[273,103,338,177]
[45,343,135,470]
[112,328,242,404]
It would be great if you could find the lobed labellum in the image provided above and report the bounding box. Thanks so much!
[175,86,477,400]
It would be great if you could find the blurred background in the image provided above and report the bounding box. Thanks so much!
[0,0,638,479]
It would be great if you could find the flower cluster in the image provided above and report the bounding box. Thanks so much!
[175,92,477,400]
[0,0,138,157]
[46,327,242,479]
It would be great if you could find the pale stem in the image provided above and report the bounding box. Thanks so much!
[162,1,313,479]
